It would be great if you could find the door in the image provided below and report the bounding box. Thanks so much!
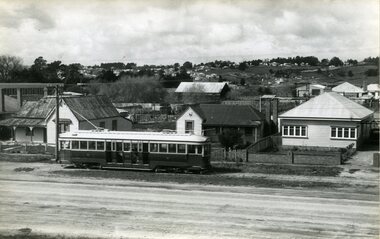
[142,143,149,165]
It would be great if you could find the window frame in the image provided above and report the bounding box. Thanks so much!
[185,120,194,134]
[282,125,307,137]
[330,126,357,140]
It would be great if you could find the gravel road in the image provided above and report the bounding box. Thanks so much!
[0,161,378,238]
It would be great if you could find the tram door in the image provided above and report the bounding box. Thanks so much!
[142,143,149,165]
[105,141,112,163]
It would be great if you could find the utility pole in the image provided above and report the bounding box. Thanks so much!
[55,84,60,163]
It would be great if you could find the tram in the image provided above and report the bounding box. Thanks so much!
[59,130,211,172]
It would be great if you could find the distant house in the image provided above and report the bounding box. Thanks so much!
[278,92,373,149]
[175,82,230,103]
[367,84,380,99]
[296,84,326,97]
[176,104,265,144]
[332,82,365,98]
[0,95,132,144]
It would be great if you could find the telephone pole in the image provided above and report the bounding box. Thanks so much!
[55,84,60,163]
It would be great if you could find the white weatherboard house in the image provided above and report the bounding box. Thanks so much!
[278,92,373,149]
[367,83,380,99]
[332,82,365,98]
[0,95,132,144]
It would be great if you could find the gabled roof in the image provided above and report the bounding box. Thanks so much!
[332,82,364,93]
[279,92,373,120]
[63,95,120,121]
[0,95,121,127]
[188,104,265,127]
[175,82,228,94]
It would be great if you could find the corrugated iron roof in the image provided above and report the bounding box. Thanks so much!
[15,98,55,118]
[190,104,264,127]
[332,82,365,93]
[0,118,45,127]
[0,95,121,127]
[175,82,228,94]
[63,95,120,121]
[279,92,373,120]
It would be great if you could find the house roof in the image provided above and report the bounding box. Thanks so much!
[367,84,380,92]
[175,82,228,94]
[63,95,120,121]
[0,95,121,127]
[279,92,373,120]
[189,104,265,127]
[332,82,365,93]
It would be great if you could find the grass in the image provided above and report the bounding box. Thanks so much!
[212,163,343,176]
[51,165,346,189]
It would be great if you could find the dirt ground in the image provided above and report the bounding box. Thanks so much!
[0,150,378,239]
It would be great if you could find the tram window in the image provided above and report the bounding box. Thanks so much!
[196,145,203,155]
[178,144,186,154]
[60,141,70,150]
[188,145,196,154]
[72,141,79,149]
[116,142,122,151]
[131,143,138,152]
[106,142,111,151]
[80,141,88,150]
[168,144,176,153]
[159,143,168,153]
[97,141,105,151]
[123,142,131,152]
[138,142,143,152]
[88,141,96,150]
[150,143,158,152]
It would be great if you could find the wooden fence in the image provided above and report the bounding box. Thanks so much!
[211,148,247,162]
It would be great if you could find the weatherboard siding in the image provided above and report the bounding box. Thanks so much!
[47,101,79,144]
[176,108,203,135]
[280,119,359,148]
[15,127,45,143]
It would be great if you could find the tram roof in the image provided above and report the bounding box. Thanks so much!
[59,130,209,143]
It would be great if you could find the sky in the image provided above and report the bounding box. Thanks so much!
[0,0,379,66]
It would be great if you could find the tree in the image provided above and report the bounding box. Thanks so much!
[0,55,23,82]
[97,69,117,82]
[348,70,354,77]
[218,129,243,150]
[238,62,247,71]
[365,68,379,76]
[89,76,167,103]
[182,61,193,70]
[32,56,47,71]
[329,57,344,67]
[321,58,329,66]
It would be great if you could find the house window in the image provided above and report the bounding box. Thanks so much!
[112,120,117,131]
[331,127,356,139]
[99,121,105,129]
[282,125,307,137]
[185,120,194,134]
[25,127,34,136]
[60,123,70,133]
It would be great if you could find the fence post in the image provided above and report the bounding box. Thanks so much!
[234,149,237,163]
[24,143,27,153]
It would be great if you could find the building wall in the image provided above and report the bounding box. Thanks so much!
[15,127,45,143]
[79,117,132,131]
[279,119,363,148]
[176,108,203,135]
[46,101,80,144]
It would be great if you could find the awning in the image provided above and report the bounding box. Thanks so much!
[0,118,45,127]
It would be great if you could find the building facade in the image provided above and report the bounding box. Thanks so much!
[177,104,265,144]
[279,92,373,149]
[0,95,132,144]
